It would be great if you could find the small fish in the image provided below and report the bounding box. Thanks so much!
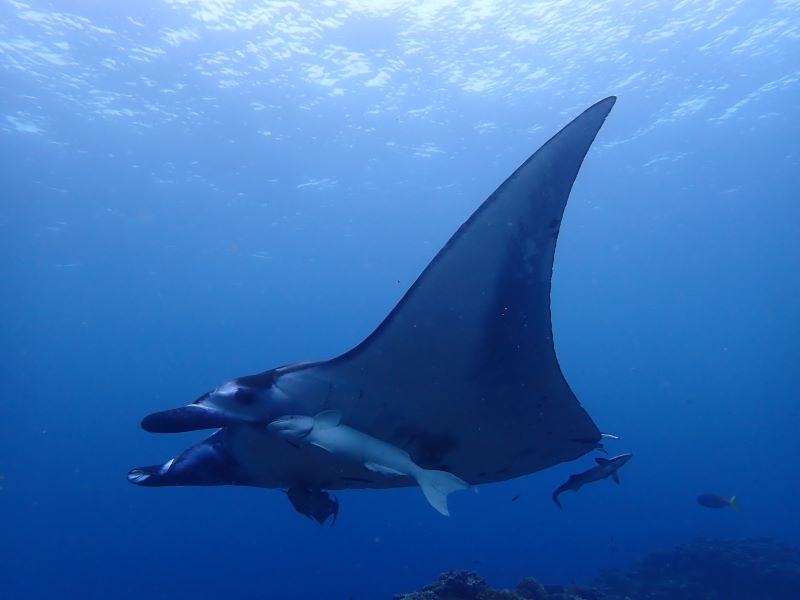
[552,453,632,509]
[511,495,520,502]
[697,494,739,511]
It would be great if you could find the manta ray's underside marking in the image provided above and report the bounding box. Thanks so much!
[129,97,616,495]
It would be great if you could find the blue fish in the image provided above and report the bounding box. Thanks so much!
[697,494,739,511]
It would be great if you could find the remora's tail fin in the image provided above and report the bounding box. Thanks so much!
[416,469,469,516]
[729,496,740,511]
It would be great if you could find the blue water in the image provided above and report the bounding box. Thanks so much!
[2,2,799,598]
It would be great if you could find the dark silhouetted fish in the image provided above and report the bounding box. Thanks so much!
[286,487,339,525]
[552,453,632,509]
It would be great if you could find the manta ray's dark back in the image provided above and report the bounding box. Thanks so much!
[132,98,617,493]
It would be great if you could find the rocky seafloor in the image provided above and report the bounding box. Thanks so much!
[393,538,800,600]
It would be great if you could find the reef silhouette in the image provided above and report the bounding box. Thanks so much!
[393,538,800,600]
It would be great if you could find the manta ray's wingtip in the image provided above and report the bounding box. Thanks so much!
[582,95,617,121]
[596,95,617,107]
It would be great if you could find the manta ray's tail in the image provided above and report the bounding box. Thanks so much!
[416,469,470,516]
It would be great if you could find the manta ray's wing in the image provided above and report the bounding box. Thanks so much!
[302,97,616,483]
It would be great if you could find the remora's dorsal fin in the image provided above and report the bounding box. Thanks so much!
[595,457,611,465]
[314,411,342,429]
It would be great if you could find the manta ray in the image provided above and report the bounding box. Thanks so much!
[129,97,617,518]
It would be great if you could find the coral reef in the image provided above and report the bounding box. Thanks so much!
[393,538,800,600]
[595,537,800,600]
[389,570,531,600]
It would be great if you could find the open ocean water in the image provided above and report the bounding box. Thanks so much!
[1,2,799,599]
